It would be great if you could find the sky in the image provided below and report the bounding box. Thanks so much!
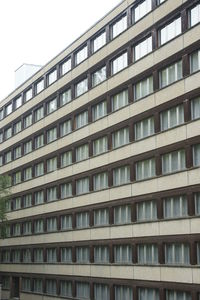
[0,0,122,101]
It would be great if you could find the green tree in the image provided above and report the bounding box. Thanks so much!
[0,175,11,238]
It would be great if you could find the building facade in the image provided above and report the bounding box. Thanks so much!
[0,0,200,299]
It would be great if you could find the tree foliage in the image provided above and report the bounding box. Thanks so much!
[0,175,11,238]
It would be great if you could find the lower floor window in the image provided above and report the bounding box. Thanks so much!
[165,290,191,300]
[114,285,133,300]
[46,279,57,295]
[165,243,190,265]
[94,283,110,300]
[76,282,90,299]
[138,287,159,300]
[22,278,31,292]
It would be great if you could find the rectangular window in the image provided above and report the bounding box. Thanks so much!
[76,212,90,228]
[0,109,3,120]
[5,127,12,140]
[5,151,12,163]
[22,278,31,291]
[93,172,108,191]
[76,177,89,195]
[47,186,57,202]
[35,134,44,149]
[23,194,32,208]
[94,246,109,263]
[75,78,88,97]
[136,158,155,180]
[47,98,57,114]
[160,104,184,131]
[24,167,32,181]
[93,31,106,52]
[189,3,200,27]
[60,88,71,106]
[94,208,109,226]
[61,247,72,262]
[76,144,89,162]
[60,151,72,167]
[24,140,32,155]
[48,69,57,85]
[23,221,32,235]
[191,97,200,120]
[93,136,108,156]
[193,144,200,166]
[160,60,182,88]
[60,58,71,75]
[36,79,44,94]
[15,96,22,109]
[13,197,21,210]
[24,88,32,102]
[22,249,31,262]
[47,217,57,232]
[135,116,154,140]
[134,36,152,61]
[13,224,21,236]
[60,182,72,199]
[92,100,107,121]
[92,66,106,87]
[165,243,190,265]
[190,49,200,73]
[2,276,10,290]
[114,245,132,263]
[136,200,157,221]
[2,250,10,262]
[76,282,90,299]
[34,249,43,262]
[111,52,128,75]
[112,89,128,111]
[165,290,191,300]
[160,17,181,45]
[75,45,88,65]
[162,149,185,174]
[114,285,133,300]
[112,15,127,39]
[46,279,57,295]
[75,110,88,129]
[94,283,110,300]
[47,248,57,263]
[164,195,187,218]
[114,205,131,224]
[134,0,152,22]
[33,278,43,293]
[138,288,159,300]
[14,146,22,159]
[60,281,72,297]
[34,219,44,233]
[5,103,12,116]
[34,190,44,205]
[35,162,44,177]
[24,113,32,128]
[76,247,90,263]
[134,76,153,100]
[112,127,129,148]
[137,244,158,264]
[113,166,130,186]
[0,132,3,143]
[13,120,22,134]
[47,157,57,172]
[34,106,44,122]
[12,250,21,262]
[0,155,3,166]
[13,171,21,185]
[47,127,57,143]
[61,215,72,230]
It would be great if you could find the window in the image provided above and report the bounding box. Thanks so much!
[2,276,10,289]
[23,221,32,235]
[76,144,89,161]
[12,250,21,262]
[13,171,21,185]
[94,246,109,263]
[22,278,31,291]
[35,134,44,149]
[47,186,57,202]
[112,127,129,148]
[92,66,106,87]
[163,195,188,218]
[191,97,200,120]
[2,250,10,263]
[61,247,72,262]
[13,223,21,236]
[111,52,128,75]
[34,248,43,262]
[136,158,155,180]
[75,78,88,97]
[5,103,12,116]
[92,100,107,121]
[114,205,131,224]
[60,151,72,167]
[34,106,44,122]
[13,197,21,210]
[165,243,190,265]
[114,285,133,300]
[0,155,2,166]
[93,31,106,52]
[60,281,72,297]
[114,245,132,263]
[47,217,57,232]
[190,49,200,73]
[46,279,57,295]
[47,69,57,85]
[160,60,182,88]
[47,248,57,263]
[23,194,32,208]
[137,244,158,264]
[138,287,159,300]
[5,151,12,163]
[135,116,155,140]
[162,149,185,174]
[35,162,44,177]
[13,120,22,134]
[93,172,108,191]
[189,3,200,27]
[75,45,88,65]
[47,98,57,114]
[34,219,44,233]
[113,166,130,186]
[93,136,108,155]
[61,215,72,230]
[24,113,32,128]
[34,190,44,205]
[133,0,152,23]
[76,247,90,263]
[134,36,152,61]
[136,200,157,221]
[14,96,22,109]
[94,208,109,226]
[94,283,110,300]
[4,127,12,140]
[22,249,31,262]
[75,111,88,129]
[33,278,43,293]
[24,88,32,102]
[160,104,184,131]
[112,15,127,38]
[24,140,32,154]
[111,89,128,111]
[60,182,72,199]
[76,212,89,228]
[14,146,21,159]
[160,17,181,45]
[24,167,32,181]
[60,88,71,106]
[47,127,57,143]
[0,109,3,120]
[134,76,153,100]
[36,79,44,94]
[195,192,200,215]
[47,157,57,172]
[76,282,90,299]
[0,132,3,143]
[165,290,191,300]
[60,58,71,75]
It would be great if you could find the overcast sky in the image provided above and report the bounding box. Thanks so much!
[0,0,122,101]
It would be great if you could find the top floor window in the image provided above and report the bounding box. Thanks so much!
[15,96,22,109]
[189,3,200,27]
[5,103,12,116]
[47,69,57,86]
[35,79,44,94]
[24,88,32,102]
[75,45,88,65]
[60,58,71,75]
[159,17,181,45]
[93,31,106,52]
[133,0,152,23]
[111,15,127,39]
